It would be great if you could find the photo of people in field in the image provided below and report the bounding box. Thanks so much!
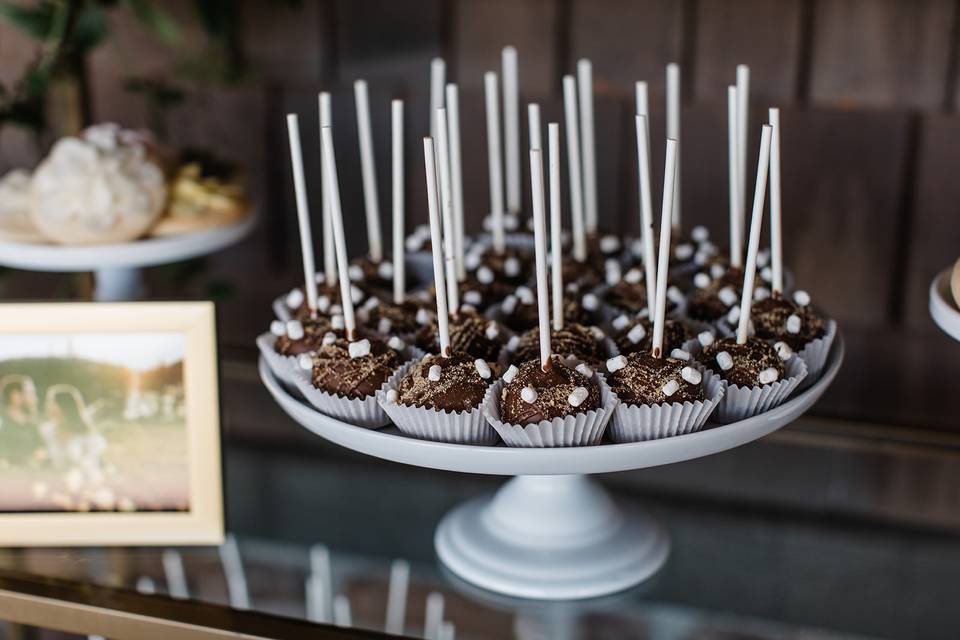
[0,332,189,513]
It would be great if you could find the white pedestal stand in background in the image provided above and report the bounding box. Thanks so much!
[259,338,843,601]
[0,214,256,301]
[930,268,960,342]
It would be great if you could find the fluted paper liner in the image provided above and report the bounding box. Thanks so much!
[797,318,836,385]
[482,363,617,447]
[377,360,499,445]
[712,355,807,423]
[609,369,725,443]
[257,332,302,389]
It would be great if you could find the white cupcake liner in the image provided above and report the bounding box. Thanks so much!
[608,368,725,443]
[256,332,302,389]
[377,360,499,445]
[482,361,617,447]
[289,349,415,429]
[797,319,837,385]
[712,355,808,424]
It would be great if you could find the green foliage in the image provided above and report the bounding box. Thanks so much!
[120,0,179,45]
[0,1,55,39]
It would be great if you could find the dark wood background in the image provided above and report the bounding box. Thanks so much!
[1,0,959,433]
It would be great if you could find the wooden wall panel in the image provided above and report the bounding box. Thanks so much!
[569,0,684,96]
[1,17,48,171]
[810,0,954,109]
[241,0,327,85]
[903,115,960,330]
[454,0,557,94]
[693,0,804,103]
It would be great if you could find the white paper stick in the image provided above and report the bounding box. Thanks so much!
[666,63,681,229]
[635,80,648,118]
[577,59,597,234]
[424,137,451,356]
[286,114,319,316]
[548,123,563,331]
[446,83,465,281]
[425,592,445,640]
[384,559,409,635]
[484,72,506,253]
[319,93,336,287]
[308,544,332,624]
[737,125,773,344]
[736,64,750,244]
[528,103,541,150]
[727,86,742,267]
[531,148,552,371]
[652,139,678,358]
[430,58,445,139]
[305,578,327,623]
[436,107,460,313]
[562,75,586,262]
[333,595,352,627]
[321,126,359,340]
[769,108,783,294]
[439,621,456,640]
[135,576,156,595]
[161,549,189,599]
[503,46,521,215]
[391,99,405,304]
[354,79,383,262]
[636,115,656,319]
[219,534,250,610]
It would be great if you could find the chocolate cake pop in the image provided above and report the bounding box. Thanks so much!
[414,308,506,363]
[270,317,332,356]
[283,280,365,321]
[605,351,704,405]
[356,296,426,337]
[395,352,494,412]
[309,334,404,399]
[499,355,601,425]
[498,286,592,333]
[611,314,696,356]
[751,290,825,351]
[512,323,606,366]
[699,337,785,387]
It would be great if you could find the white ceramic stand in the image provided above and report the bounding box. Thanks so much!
[929,268,960,342]
[259,336,843,600]
[0,213,256,301]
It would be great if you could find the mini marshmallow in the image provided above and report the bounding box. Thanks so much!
[506,335,520,351]
[600,235,621,253]
[726,306,740,325]
[474,359,492,379]
[670,348,691,361]
[681,366,702,385]
[331,304,343,315]
[662,379,680,396]
[516,286,534,304]
[485,322,500,340]
[331,315,345,329]
[504,257,521,277]
[322,332,337,346]
[520,386,538,403]
[718,286,738,307]
[755,287,771,301]
[270,320,286,336]
[348,264,364,281]
[606,355,628,373]
[386,389,399,403]
[348,339,371,359]
[356,308,370,324]
[582,293,599,311]
[286,288,305,309]
[298,354,314,370]
[605,268,622,287]
[674,243,694,260]
[589,326,606,341]
[760,266,773,283]
[627,323,647,344]
[575,363,594,377]
[428,364,442,381]
[694,273,711,289]
[378,262,394,279]
[630,238,645,257]
[465,253,481,270]
[351,286,365,304]
[501,295,518,314]
[612,315,630,331]
[460,304,477,314]
[363,296,381,310]
[388,336,406,350]
[774,340,793,361]
[716,351,734,371]
[406,236,423,252]
[568,386,590,407]
[701,241,718,256]
[710,263,726,279]
[757,248,771,267]
[416,308,432,325]
[786,314,802,334]
[691,225,709,242]
[477,266,494,284]
[463,290,482,306]
[667,286,685,305]
[378,318,392,334]
[793,290,811,306]
[698,331,715,347]
[758,367,780,384]
[503,364,519,383]
[317,296,331,313]
[286,320,304,341]
[694,251,710,266]
[624,268,643,284]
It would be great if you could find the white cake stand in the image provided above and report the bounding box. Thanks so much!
[0,213,257,301]
[929,268,960,342]
[259,337,843,600]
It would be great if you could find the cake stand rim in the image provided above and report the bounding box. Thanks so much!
[258,334,844,476]
[929,268,960,342]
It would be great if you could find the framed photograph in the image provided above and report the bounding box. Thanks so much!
[0,302,223,546]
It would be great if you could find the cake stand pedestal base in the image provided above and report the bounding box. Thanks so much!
[94,267,145,301]
[435,474,669,600]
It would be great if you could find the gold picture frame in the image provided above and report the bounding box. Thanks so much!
[0,302,223,546]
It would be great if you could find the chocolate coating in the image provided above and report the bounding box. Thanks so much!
[398,353,493,412]
[414,310,506,362]
[514,323,607,365]
[751,296,825,351]
[501,355,601,425]
[699,337,784,387]
[469,246,532,286]
[274,317,333,356]
[359,299,426,336]
[602,281,649,314]
[607,352,705,406]
[613,317,692,356]
[686,272,743,323]
[500,295,593,333]
[311,336,403,399]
